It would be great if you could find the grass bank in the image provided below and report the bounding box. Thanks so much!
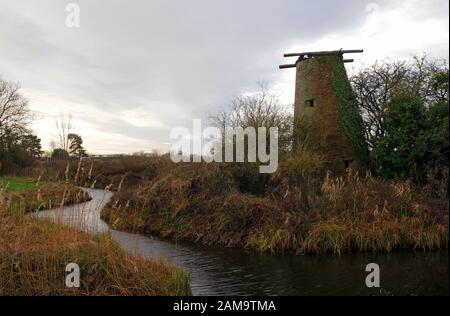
[0,176,39,191]
[0,175,191,295]
[22,156,449,255]
[0,216,191,295]
[0,176,91,215]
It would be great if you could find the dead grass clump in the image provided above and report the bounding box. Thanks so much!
[1,183,90,216]
[0,215,191,295]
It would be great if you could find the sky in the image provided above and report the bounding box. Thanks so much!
[0,0,448,154]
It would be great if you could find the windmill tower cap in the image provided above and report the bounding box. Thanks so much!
[279,49,363,69]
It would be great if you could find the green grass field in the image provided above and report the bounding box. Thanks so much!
[0,176,39,192]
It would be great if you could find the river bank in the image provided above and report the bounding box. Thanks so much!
[99,158,448,255]
[0,176,90,215]
[32,188,450,295]
[23,157,449,255]
[0,179,191,296]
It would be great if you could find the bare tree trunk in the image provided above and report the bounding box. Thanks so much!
[55,113,73,151]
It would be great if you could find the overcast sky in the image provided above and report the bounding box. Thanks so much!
[0,0,448,154]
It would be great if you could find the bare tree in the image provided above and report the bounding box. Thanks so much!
[350,55,448,149]
[211,82,293,152]
[0,79,32,136]
[0,78,40,172]
[55,113,73,152]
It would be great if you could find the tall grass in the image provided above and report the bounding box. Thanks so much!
[0,171,191,296]
[0,214,191,295]
[22,156,449,255]
[1,183,90,217]
[100,157,448,255]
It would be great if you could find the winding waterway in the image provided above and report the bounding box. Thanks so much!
[34,188,449,296]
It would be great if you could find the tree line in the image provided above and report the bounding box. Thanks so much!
[0,78,87,174]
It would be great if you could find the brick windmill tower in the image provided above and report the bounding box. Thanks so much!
[280,49,369,172]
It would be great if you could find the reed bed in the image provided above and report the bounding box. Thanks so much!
[0,215,191,295]
[0,175,191,296]
[22,156,449,255]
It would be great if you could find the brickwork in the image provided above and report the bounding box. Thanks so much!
[293,55,360,173]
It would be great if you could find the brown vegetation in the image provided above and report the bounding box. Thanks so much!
[1,182,90,216]
[0,175,191,295]
[25,156,449,255]
[0,215,191,295]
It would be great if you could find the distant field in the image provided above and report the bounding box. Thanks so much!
[0,176,39,192]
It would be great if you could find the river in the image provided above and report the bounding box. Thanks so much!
[34,188,449,296]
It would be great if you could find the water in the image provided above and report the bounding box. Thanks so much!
[34,188,449,296]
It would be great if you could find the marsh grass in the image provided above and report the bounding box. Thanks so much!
[97,157,448,255]
[1,183,90,217]
[21,156,449,255]
[0,171,191,296]
[0,214,191,295]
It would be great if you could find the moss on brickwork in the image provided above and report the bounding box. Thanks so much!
[293,54,369,173]
[330,55,370,169]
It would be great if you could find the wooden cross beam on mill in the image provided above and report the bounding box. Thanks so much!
[280,49,369,173]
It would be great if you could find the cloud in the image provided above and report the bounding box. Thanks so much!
[0,0,448,154]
